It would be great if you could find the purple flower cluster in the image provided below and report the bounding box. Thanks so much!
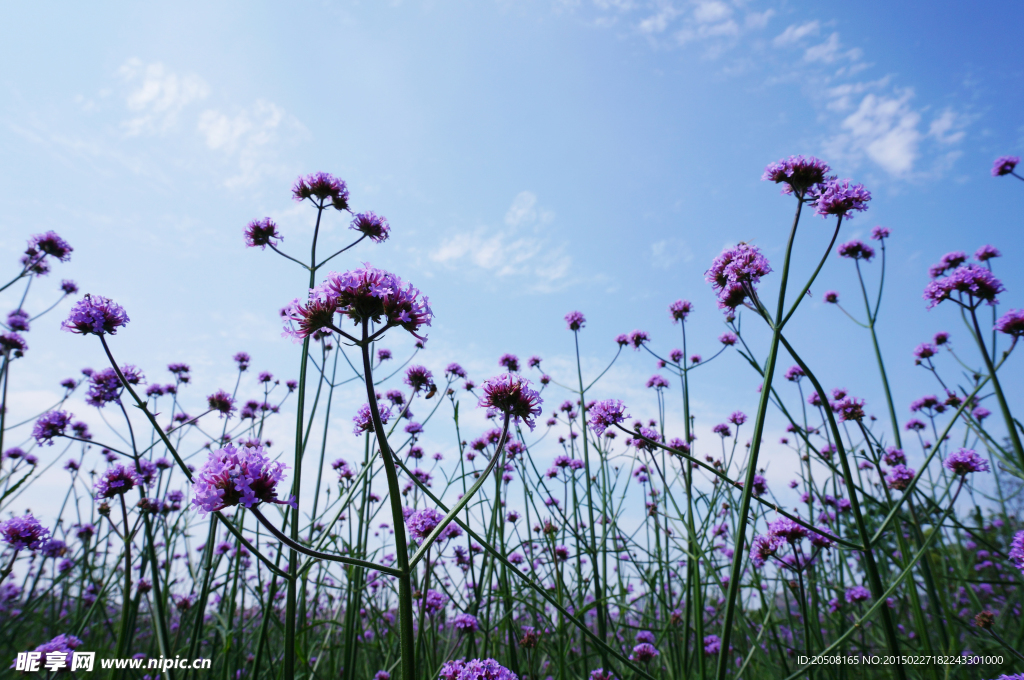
[405,507,461,542]
[991,156,1019,177]
[350,212,390,243]
[995,309,1024,337]
[0,332,27,357]
[837,240,875,262]
[292,172,349,210]
[943,448,990,476]
[95,464,143,498]
[887,464,916,491]
[646,375,669,389]
[565,310,586,331]
[452,613,479,632]
[479,373,543,431]
[0,513,50,551]
[750,534,783,568]
[405,365,434,392]
[629,643,660,663]
[669,300,693,323]
[438,658,517,680]
[191,444,291,515]
[32,410,73,445]
[588,400,628,436]
[353,403,392,436]
[924,264,1005,309]
[61,295,130,336]
[807,179,872,219]
[1010,531,1024,576]
[244,218,282,249]
[27,231,74,262]
[705,243,772,312]
[761,155,830,194]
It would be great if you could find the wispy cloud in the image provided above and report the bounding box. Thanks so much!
[119,59,209,136]
[772,20,819,47]
[197,100,306,188]
[650,237,693,269]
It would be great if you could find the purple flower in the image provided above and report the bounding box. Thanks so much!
[95,464,143,498]
[61,295,130,336]
[292,172,349,210]
[808,178,871,219]
[823,290,839,303]
[27,232,73,262]
[837,240,875,262]
[1009,530,1024,576]
[0,513,50,551]
[438,658,517,680]
[784,365,804,382]
[446,362,467,379]
[191,444,292,515]
[712,423,731,438]
[884,447,906,466]
[207,390,236,417]
[350,211,390,243]
[669,300,693,323]
[972,406,991,420]
[6,309,29,332]
[976,245,1001,262]
[761,155,830,194]
[845,586,871,604]
[703,635,721,655]
[928,251,968,279]
[421,589,448,616]
[244,218,282,249]
[498,354,520,372]
[627,330,649,349]
[0,332,27,356]
[452,613,479,632]
[15,634,82,671]
[479,373,543,431]
[887,464,916,491]
[924,264,1005,309]
[565,310,586,331]
[728,411,747,425]
[913,343,938,362]
[589,400,628,436]
[719,332,737,346]
[406,507,452,542]
[85,368,124,407]
[374,672,391,680]
[871,226,891,240]
[995,309,1024,337]
[943,448,990,476]
[705,243,772,311]
[635,631,656,644]
[60,280,79,294]
[646,375,669,389]
[768,517,808,544]
[991,156,1019,177]
[831,396,865,422]
[32,410,72,445]
[353,403,392,436]
[750,534,782,568]
[629,643,660,663]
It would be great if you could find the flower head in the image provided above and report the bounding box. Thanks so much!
[845,586,871,603]
[292,172,349,210]
[350,212,390,243]
[406,507,460,542]
[943,448,990,476]
[768,517,808,544]
[669,300,693,323]
[589,400,628,436]
[7,309,29,332]
[928,251,968,279]
[1009,530,1024,576]
[995,309,1024,338]
[192,444,291,515]
[438,658,517,680]
[808,179,871,219]
[831,396,865,422]
[837,240,875,262]
[646,375,669,390]
[0,513,50,550]
[823,290,839,304]
[762,155,830,194]
[95,464,143,498]
[405,365,434,393]
[629,643,660,663]
[924,264,1005,309]
[244,218,282,249]
[0,332,27,357]
[207,390,236,417]
[705,243,772,311]
[992,156,1019,177]
[17,634,82,670]
[479,374,542,431]
[353,403,392,436]
[719,332,737,346]
[452,613,479,632]
[60,280,78,294]
[887,464,916,491]
[313,266,432,340]
[975,245,1001,262]
[32,410,72,445]
[61,295,130,336]
[565,310,586,331]
[871,226,891,240]
[27,231,73,262]
[703,635,721,656]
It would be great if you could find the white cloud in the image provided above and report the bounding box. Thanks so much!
[637,3,680,34]
[119,58,209,136]
[773,20,819,47]
[827,91,923,176]
[693,0,731,24]
[650,238,693,269]
[928,109,965,145]
[803,32,842,63]
[198,100,305,187]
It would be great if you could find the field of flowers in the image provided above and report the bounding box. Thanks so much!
[2,156,1023,680]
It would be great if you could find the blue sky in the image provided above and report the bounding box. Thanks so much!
[2,0,1023,508]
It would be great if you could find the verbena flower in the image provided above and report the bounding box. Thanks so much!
[823,290,839,303]
[995,309,1024,337]
[629,643,660,663]
[703,635,721,655]
[192,444,292,515]
[837,240,875,262]
[669,300,693,323]
[438,658,517,680]
[32,410,72,445]
[884,447,906,465]
[15,634,82,670]
[6,309,29,332]
[719,332,737,346]
[350,212,390,243]
[784,365,804,382]
[405,365,434,392]
[589,400,628,436]
[646,375,669,389]
[750,534,782,568]
[292,172,349,210]
[479,374,542,431]
[60,280,79,294]
[452,613,479,632]
[768,517,808,544]
[943,448,990,475]
[627,330,649,349]
[406,507,459,542]
[845,586,870,603]
[0,513,50,550]
[1009,530,1024,576]
[928,251,967,279]
[498,354,520,372]
[975,245,1001,262]
[244,218,282,249]
[913,343,937,361]
[887,464,916,491]
[207,390,236,417]
[353,403,392,436]
[705,243,772,312]
[565,310,586,331]
[807,179,871,219]
[95,464,143,498]
[61,295,130,336]
[831,396,865,422]
[712,423,731,438]
[871,226,891,240]
[761,155,830,194]
[924,264,1005,309]
[27,232,73,262]
[991,156,1019,177]
[0,332,27,357]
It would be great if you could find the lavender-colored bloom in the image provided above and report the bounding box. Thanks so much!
[629,643,660,663]
[831,396,865,422]
[0,513,50,551]
[27,231,73,261]
[823,290,839,303]
[405,365,434,393]
[527,355,541,368]
[374,672,391,680]
[565,310,586,331]
[498,354,520,372]
[207,390,236,417]
[669,300,693,323]
[292,172,349,210]
[479,373,543,431]
[943,448,990,475]
[589,670,616,680]
[991,156,1019,177]
[421,589,448,616]
[719,332,737,346]
[750,534,782,568]
[627,330,649,349]
[350,211,390,243]
[995,309,1024,337]
[191,444,292,515]
[928,251,968,279]
[234,352,251,370]
[884,447,906,466]
[244,218,282,249]
[14,634,82,671]
[452,613,479,632]
[6,309,29,332]
[95,464,143,498]
[446,362,467,379]
[837,240,875,261]
[0,332,27,356]
[589,400,628,436]
[33,410,72,445]
[712,423,731,438]
[913,343,937,361]
[924,264,1005,309]
[845,586,871,603]
[761,155,830,194]
[85,368,123,407]
[646,375,669,389]
[871,225,891,240]
[353,403,392,435]
[406,507,460,542]
[887,465,916,491]
[784,365,804,382]
[768,517,808,544]
[41,539,67,558]
[1009,531,1024,576]
[438,658,517,680]
[61,295,129,336]
[60,280,79,294]
[705,243,772,311]
[635,630,656,644]
[703,635,721,655]
[728,411,747,425]
[808,178,871,219]
[809,527,836,548]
